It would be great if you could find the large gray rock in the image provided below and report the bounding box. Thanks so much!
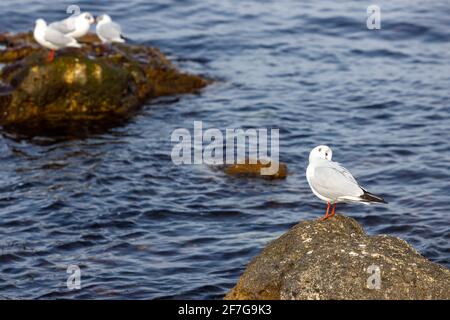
[225,214,450,300]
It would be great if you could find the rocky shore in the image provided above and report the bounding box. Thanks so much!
[225,214,450,300]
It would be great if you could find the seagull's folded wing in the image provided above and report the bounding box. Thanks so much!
[49,19,76,34]
[98,22,122,40]
[310,161,363,200]
[44,28,73,46]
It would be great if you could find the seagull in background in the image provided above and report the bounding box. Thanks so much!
[49,12,95,39]
[306,145,387,221]
[33,19,81,62]
[95,14,125,44]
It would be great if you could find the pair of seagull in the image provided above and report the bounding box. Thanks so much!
[33,12,125,62]
[306,145,387,221]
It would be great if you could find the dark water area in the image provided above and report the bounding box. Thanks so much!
[0,0,449,299]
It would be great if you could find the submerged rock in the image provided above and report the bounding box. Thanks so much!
[224,160,288,179]
[0,32,209,134]
[225,214,450,300]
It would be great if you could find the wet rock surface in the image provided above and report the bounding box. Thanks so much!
[225,214,450,300]
[224,161,288,179]
[0,32,209,134]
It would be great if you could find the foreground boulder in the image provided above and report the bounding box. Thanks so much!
[225,214,450,300]
[0,32,209,134]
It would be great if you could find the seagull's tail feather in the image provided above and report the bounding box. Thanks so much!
[360,189,387,204]
[113,36,126,43]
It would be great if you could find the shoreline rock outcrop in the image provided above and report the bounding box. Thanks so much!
[0,32,209,135]
[225,214,450,300]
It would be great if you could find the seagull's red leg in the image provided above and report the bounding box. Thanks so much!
[329,203,337,218]
[47,49,55,62]
[321,202,331,221]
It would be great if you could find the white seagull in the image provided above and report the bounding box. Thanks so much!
[95,14,125,44]
[49,12,95,39]
[306,145,387,220]
[33,19,81,62]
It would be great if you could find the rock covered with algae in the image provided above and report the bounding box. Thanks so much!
[225,214,450,300]
[0,32,209,134]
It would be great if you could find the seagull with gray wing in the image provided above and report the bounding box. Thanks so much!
[95,14,125,44]
[49,12,95,39]
[33,19,81,62]
[306,145,387,221]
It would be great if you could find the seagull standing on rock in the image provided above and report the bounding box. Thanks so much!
[306,145,387,221]
[33,19,81,62]
[95,14,125,44]
[49,12,95,39]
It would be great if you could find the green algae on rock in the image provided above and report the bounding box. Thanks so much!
[225,214,450,300]
[0,32,209,134]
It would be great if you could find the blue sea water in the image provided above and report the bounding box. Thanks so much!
[0,0,449,299]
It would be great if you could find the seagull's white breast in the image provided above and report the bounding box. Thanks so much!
[306,162,332,203]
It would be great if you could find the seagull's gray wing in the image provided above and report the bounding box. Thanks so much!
[98,21,122,40]
[310,161,363,201]
[331,161,359,185]
[44,27,73,46]
[49,19,76,34]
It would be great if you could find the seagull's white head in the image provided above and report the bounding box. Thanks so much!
[96,14,112,24]
[309,145,332,162]
[79,12,95,25]
[35,19,47,28]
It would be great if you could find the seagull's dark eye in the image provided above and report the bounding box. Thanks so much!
[325,153,328,157]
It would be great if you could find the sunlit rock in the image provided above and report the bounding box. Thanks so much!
[225,214,450,300]
[224,160,288,179]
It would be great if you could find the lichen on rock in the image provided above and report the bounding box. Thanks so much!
[0,32,209,134]
[225,214,450,300]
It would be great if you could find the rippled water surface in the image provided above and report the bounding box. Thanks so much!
[0,0,449,299]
